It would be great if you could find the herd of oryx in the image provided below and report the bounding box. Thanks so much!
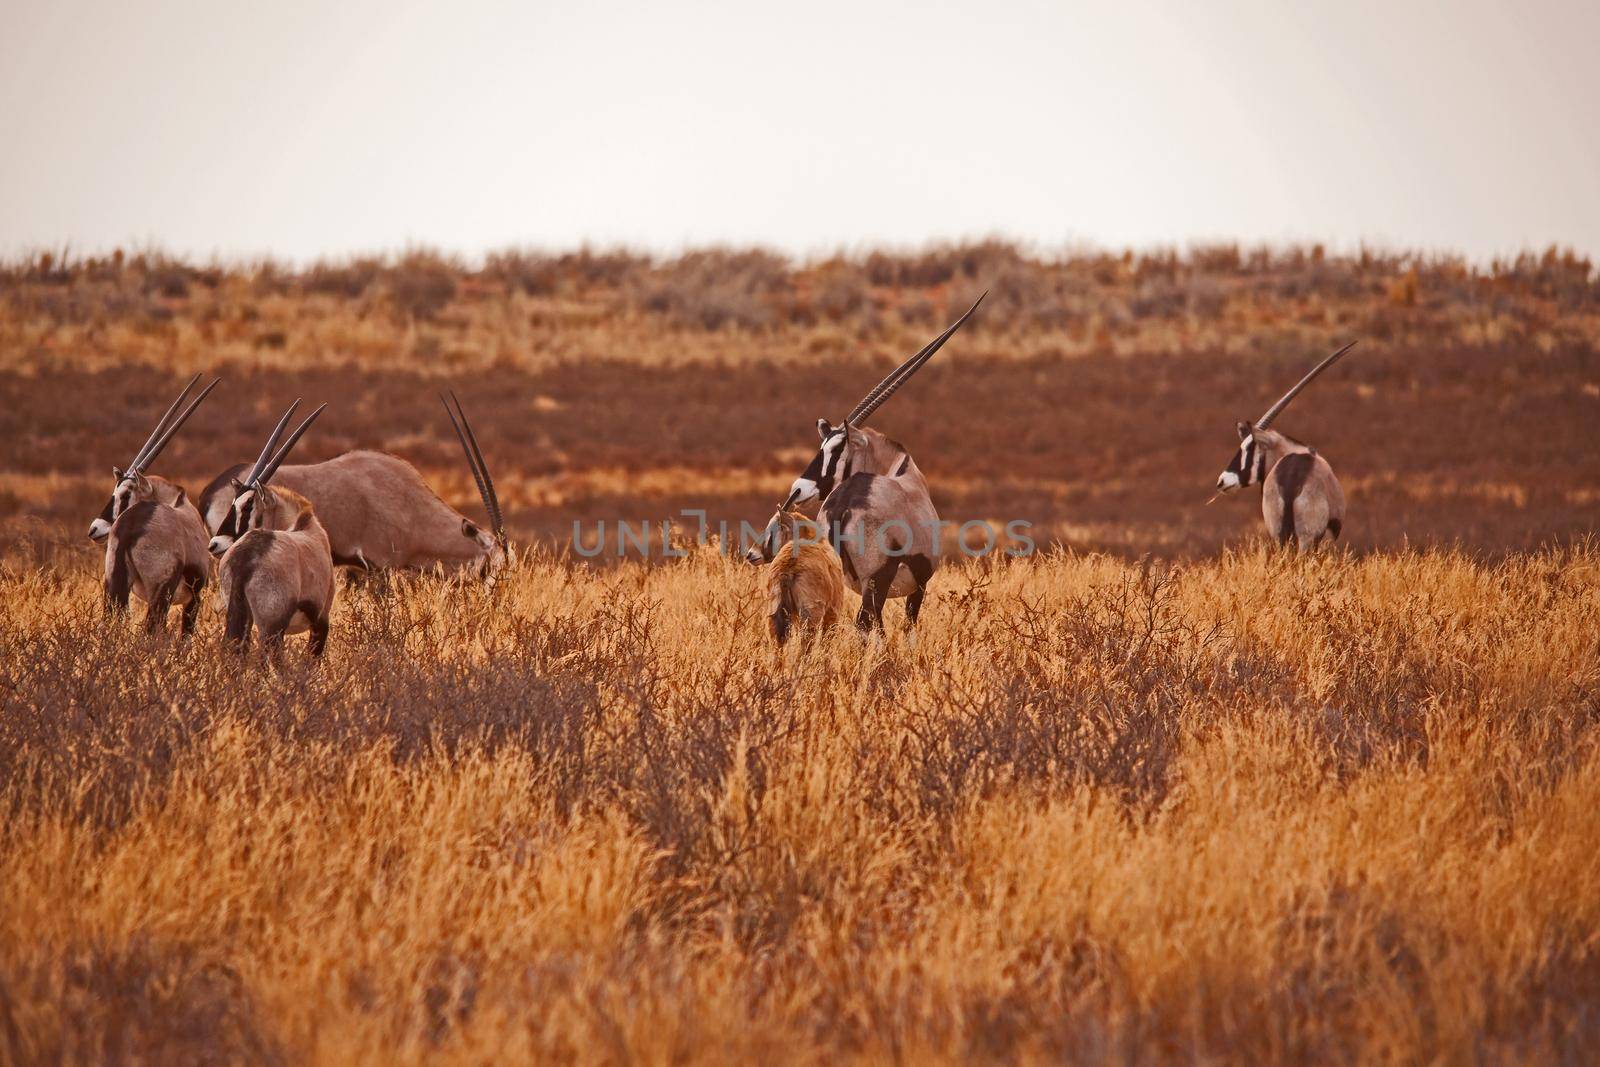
[89,292,1358,653]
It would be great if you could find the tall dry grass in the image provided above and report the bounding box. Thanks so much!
[2,543,1597,1064]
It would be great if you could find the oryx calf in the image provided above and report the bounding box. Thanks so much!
[216,403,336,656]
[1215,341,1356,549]
[747,508,844,645]
[781,293,985,631]
[202,393,507,583]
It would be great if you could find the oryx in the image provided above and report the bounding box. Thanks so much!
[1214,341,1357,549]
[90,374,221,633]
[747,507,843,645]
[203,392,507,582]
[216,402,336,656]
[88,373,220,544]
[779,293,985,631]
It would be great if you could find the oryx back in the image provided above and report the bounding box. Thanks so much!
[751,508,843,645]
[207,412,506,581]
[1213,342,1357,550]
[219,487,335,655]
[214,403,336,656]
[1262,450,1344,549]
[766,541,845,645]
[103,484,211,634]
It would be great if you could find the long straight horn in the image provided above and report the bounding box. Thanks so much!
[254,403,327,486]
[847,290,986,427]
[245,400,301,485]
[133,378,221,473]
[441,391,504,542]
[1256,341,1358,430]
[128,373,201,471]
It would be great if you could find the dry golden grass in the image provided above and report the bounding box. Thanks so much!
[2,243,1598,1063]
[2,543,1598,1064]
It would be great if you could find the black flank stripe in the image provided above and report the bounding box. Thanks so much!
[1274,452,1315,544]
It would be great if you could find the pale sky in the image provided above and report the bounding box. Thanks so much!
[2,0,1596,263]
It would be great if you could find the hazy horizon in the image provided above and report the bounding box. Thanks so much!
[4,0,1597,265]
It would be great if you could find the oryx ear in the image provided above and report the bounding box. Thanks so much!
[462,519,480,540]
[1236,421,1253,440]
[112,466,124,481]
[816,418,832,440]
[231,477,245,491]
[134,471,151,490]
[172,489,187,509]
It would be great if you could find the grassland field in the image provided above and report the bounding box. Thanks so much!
[1,243,1597,1065]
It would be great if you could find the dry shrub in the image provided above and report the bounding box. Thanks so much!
[304,257,385,300]
[633,248,790,330]
[485,248,647,295]
[386,251,459,321]
[1,545,1597,1063]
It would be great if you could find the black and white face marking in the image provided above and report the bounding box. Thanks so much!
[209,484,256,556]
[1217,421,1266,493]
[744,515,784,565]
[788,419,849,508]
[90,468,138,543]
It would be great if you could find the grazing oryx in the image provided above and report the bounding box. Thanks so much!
[90,374,220,633]
[203,392,507,582]
[89,373,220,544]
[780,293,985,631]
[1213,341,1357,549]
[747,508,844,645]
[216,402,335,656]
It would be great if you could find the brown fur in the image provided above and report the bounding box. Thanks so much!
[206,451,503,578]
[765,540,845,645]
[823,425,940,603]
[1251,429,1346,549]
[218,486,335,656]
[102,486,210,635]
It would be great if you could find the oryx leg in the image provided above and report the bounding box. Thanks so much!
[304,601,330,658]
[180,566,206,638]
[258,619,288,663]
[104,577,131,617]
[903,554,935,627]
[224,590,253,652]
[104,555,133,617]
[145,577,178,633]
[856,560,901,633]
[1295,495,1331,552]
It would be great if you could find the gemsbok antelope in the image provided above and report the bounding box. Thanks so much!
[104,492,214,635]
[779,292,985,631]
[1213,341,1357,549]
[216,402,336,656]
[90,374,221,633]
[203,392,507,582]
[747,508,844,645]
[88,373,220,544]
